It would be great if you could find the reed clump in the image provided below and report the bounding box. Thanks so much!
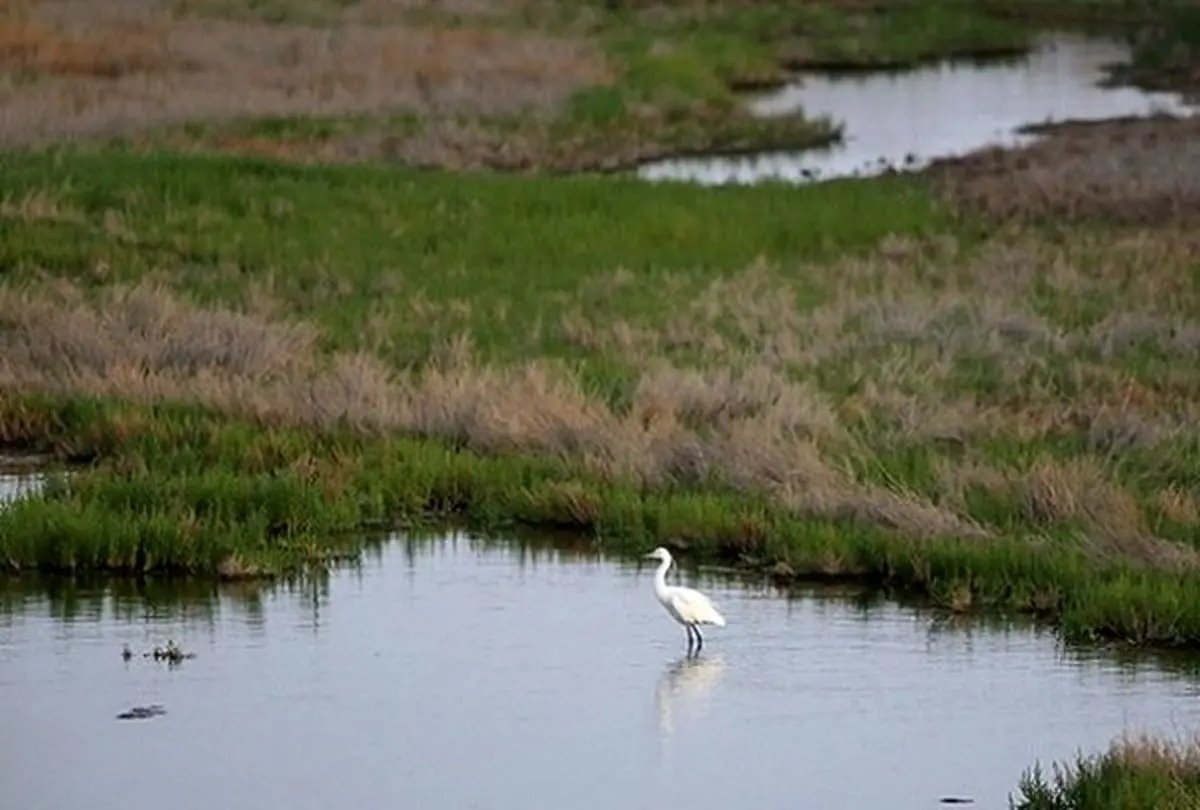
[1013,734,1200,810]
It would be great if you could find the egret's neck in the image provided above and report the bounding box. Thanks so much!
[653,557,672,597]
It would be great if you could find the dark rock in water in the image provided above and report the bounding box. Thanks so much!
[121,645,133,662]
[938,798,975,805]
[116,704,166,721]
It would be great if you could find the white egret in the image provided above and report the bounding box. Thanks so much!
[645,547,726,653]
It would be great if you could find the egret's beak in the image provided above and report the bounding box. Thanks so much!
[644,552,657,559]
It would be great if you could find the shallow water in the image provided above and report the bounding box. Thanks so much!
[4,534,1200,810]
[0,464,44,506]
[639,33,1199,186]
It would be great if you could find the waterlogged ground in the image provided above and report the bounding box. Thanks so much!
[3,536,1200,810]
[640,33,1199,185]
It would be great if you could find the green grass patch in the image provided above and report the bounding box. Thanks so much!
[0,147,949,364]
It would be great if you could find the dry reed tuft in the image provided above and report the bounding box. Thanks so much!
[1109,734,1200,777]
[1016,457,1198,570]
[1015,732,1200,810]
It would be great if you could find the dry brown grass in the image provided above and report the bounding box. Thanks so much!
[171,0,518,26]
[930,113,1200,225]
[0,277,992,545]
[560,233,1200,448]
[0,0,609,145]
[1110,734,1200,777]
[0,15,178,78]
[3,224,1200,565]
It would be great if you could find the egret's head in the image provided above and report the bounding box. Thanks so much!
[645,547,672,562]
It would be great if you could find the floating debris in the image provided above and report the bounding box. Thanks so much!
[150,640,196,665]
[938,797,975,805]
[122,640,197,666]
[116,704,166,721]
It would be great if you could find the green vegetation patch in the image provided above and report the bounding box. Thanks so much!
[1013,736,1200,810]
[0,148,948,363]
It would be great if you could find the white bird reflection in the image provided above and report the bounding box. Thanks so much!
[655,653,727,737]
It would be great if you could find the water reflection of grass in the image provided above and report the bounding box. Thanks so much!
[0,540,392,627]
[0,571,270,626]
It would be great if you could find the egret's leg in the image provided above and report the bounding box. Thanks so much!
[684,624,694,651]
[694,625,704,653]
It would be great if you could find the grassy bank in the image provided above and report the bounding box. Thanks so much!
[3,148,1200,647]
[5,391,1200,647]
[1013,736,1200,810]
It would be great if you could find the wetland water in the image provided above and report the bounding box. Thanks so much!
[640,32,1200,185]
[0,463,47,505]
[4,534,1200,810]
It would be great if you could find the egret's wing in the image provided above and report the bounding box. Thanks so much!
[670,587,725,625]
[671,586,708,607]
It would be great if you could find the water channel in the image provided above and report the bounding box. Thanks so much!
[4,528,1200,810]
[639,32,1200,186]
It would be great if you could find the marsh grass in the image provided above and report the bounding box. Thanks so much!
[1013,734,1200,810]
[0,0,838,170]
[3,150,1200,643]
[0,0,625,163]
[4,0,1193,171]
